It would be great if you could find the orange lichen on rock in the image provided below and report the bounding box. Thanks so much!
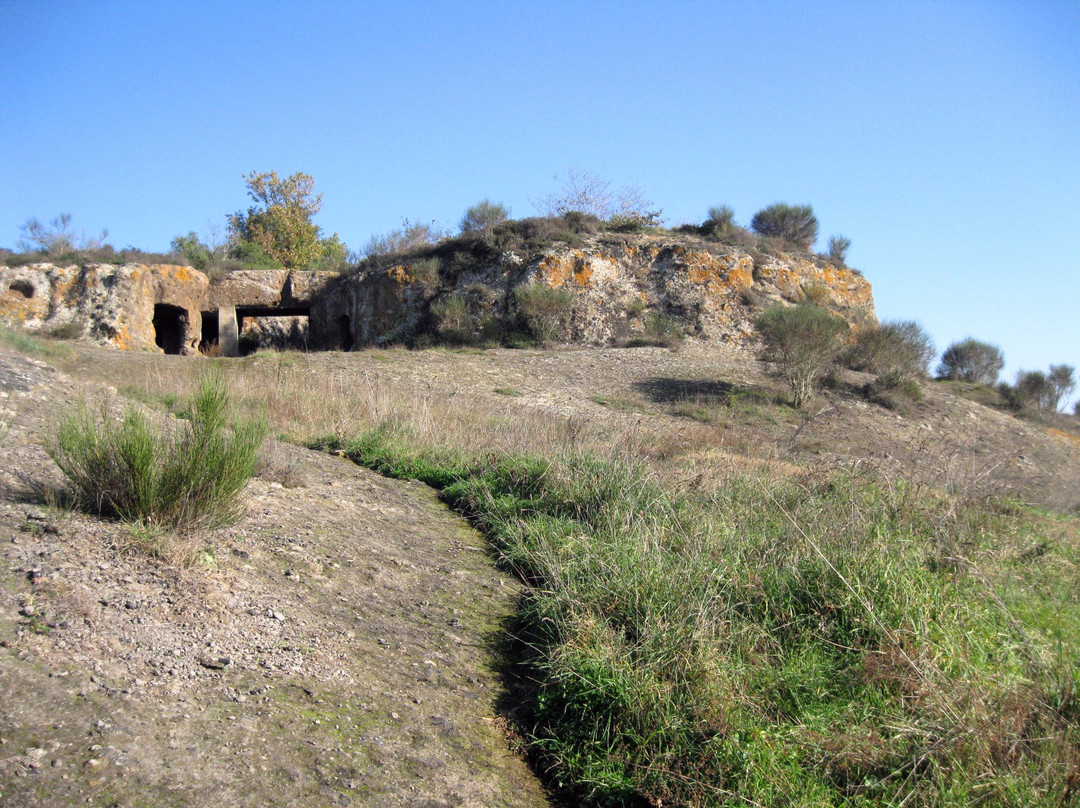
[537,252,594,287]
[387,265,412,285]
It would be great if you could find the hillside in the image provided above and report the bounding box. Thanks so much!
[1,335,1079,806]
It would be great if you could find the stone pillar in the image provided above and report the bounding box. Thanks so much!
[219,305,238,357]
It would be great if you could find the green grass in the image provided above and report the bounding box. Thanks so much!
[47,373,266,531]
[315,417,1080,807]
[0,325,77,360]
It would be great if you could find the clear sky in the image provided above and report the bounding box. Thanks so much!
[1,0,1077,392]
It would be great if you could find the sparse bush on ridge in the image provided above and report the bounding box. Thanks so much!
[362,218,444,261]
[46,374,266,531]
[827,234,851,265]
[750,202,819,250]
[459,199,510,234]
[1002,364,1076,416]
[19,213,108,256]
[537,169,663,227]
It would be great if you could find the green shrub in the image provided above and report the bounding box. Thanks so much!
[46,375,266,530]
[847,319,935,382]
[703,204,735,235]
[459,199,510,234]
[408,257,441,296]
[625,313,683,349]
[755,302,848,408]
[750,203,819,250]
[827,234,851,265]
[799,281,832,306]
[865,371,924,410]
[515,284,575,345]
[937,338,1005,385]
[229,240,284,269]
[430,293,475,344]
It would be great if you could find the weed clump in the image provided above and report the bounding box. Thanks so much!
[47,374,265,530]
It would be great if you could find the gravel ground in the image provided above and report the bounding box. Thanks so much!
[0,346,552,807]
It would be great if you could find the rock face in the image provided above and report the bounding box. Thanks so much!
[316,233,875,347]
[0,235,875,353]
[0,263,210,353]
[0,264,337,355]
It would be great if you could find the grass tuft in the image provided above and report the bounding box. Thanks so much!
[47,373,265,531]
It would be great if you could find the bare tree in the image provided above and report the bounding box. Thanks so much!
[536,169,662,225]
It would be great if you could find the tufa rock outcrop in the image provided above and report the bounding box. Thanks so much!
[0,233,874,353]
[317,233,874,347]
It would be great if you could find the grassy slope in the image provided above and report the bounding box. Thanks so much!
[18,331,1080,807]
[314,420,1080,807]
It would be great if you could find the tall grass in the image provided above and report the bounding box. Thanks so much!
[318,414,1080,807]
[61,348,1080,805]
[47,374,265,529]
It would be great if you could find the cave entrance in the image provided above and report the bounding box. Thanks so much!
[200,310,219,354]
[153,304,187,355]
[339,315,354,351]
[4,280,34,300]
[235,305,311,354]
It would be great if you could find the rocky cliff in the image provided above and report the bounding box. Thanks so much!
[0,233,874,353]
[321,233,874,347]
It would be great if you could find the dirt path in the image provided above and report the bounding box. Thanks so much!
[0,348,552,807]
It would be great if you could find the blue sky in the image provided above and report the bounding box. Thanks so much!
[1,0,1077,392]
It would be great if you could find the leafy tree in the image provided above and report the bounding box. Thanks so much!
[827,235,851,266]
[228,171,343,269]
[937,338,1005,385]
[750,203,819,250]
[170,232,214,271]
[459,200,510,234]
[755,302,848,408]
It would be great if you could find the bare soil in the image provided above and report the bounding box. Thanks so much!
[1,339,1078,807]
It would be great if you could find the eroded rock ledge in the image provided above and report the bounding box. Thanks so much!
[0,233,874,354]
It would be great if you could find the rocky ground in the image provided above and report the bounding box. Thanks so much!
[0,350,551,807]
[1,338,1078,807]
